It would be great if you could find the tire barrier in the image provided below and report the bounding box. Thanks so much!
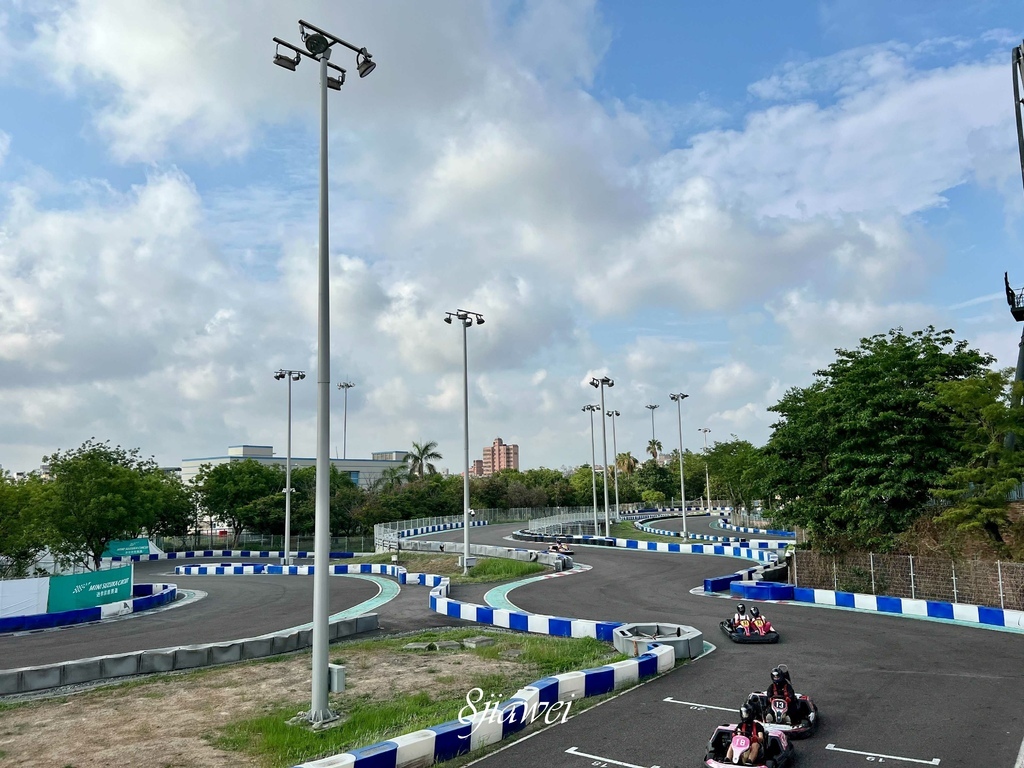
[0,582,177,634]
[290,643,676,768]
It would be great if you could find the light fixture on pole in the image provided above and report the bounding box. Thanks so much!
[582,405,601,535]
[275,369,306,566]
[444,309,484,575]
[606,409,621,519]
[271,18,376,727]
[699,427,711,511]
[646,403,659,459]
[337,381,355,459]
[590,376,614,536]
[669,393,688,537]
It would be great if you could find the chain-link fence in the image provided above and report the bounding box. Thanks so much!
[792,550,1024,610]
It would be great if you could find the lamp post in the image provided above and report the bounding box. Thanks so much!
[275,369,306,565]
[669,393,688,536]
[646,403,659,459]
[445,309,484,575]
[271,18,376,726]
[590,377,614,536]
[606,409,621,519]
[699,427,711,510]
[337,381,355,459]
[582,404,601,535]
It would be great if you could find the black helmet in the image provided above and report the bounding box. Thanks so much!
[750,606,760,618]
[739,704,753,722]
[771,666,782,682]
[736,603,746,614]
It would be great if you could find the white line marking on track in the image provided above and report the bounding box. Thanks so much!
[825,743,939,765]
[1015,729,1024,768]
[564,747,658,768]
[662,697,735,712]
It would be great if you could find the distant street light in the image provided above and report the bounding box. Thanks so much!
[646,403,659,455]
[274,369,306,566]
[337,381,355,459]
[590,377,614,536]
[606,409,621,519]
[271,17,377,726]
[670,393,688,537]
[445,309,484,574]
[699,427,711,510]
[582,404,601,535]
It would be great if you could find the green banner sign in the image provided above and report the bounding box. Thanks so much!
[47,565,133,613]
[102,538,151,557]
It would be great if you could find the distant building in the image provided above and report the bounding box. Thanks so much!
[481,437,519,476]
[469,459,484,477]
[372,450,409,462]
[180,444,406,488]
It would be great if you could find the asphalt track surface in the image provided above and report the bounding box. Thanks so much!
[4,523,1023,765]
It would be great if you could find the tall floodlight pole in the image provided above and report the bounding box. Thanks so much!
[271,19,376,726]
[445,310,484,574]
[590,377,614,536]
[670,393,689,536]
[583,405,601,534]
[646,403,659,459]
[1004,41,1024,448]
[607,409,621,519]
[275,369,306,565]
[699,427,711,510]
[337,381,355,459]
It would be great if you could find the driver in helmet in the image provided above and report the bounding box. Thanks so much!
[766,666,796,724]
[726,704,765,765]
[749,605,769,634]
[731,603,748,629]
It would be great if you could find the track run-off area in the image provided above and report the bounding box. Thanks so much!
[3,519,1022,766]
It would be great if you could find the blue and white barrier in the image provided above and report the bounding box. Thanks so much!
[0,583,177,634]
[290,644,675,768]
[717,522,794,537]
[397,521,488,539]
[107,549,358,564]
[633,520,790,550]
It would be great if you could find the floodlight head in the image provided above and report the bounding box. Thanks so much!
[444,315,453,324]
[327,75,344,90]
[590,378,599,388]
[357,48,376,78]
[273,52,300,71]
[475,315,484,325]
[304,33,330,55]
[274,371,285,380]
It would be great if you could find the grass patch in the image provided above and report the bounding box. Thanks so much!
[609,521,679,542]
[217,629,629,768]
[341,552,545,584]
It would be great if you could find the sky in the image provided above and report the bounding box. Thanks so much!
[1,1,1023,476]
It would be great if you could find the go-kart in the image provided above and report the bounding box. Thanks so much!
[745,691,818,738]
[720,615,779,644]
[703,724,794,767]
[547,539,574,555]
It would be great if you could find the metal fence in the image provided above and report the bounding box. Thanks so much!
[792,551,1024,611]
[153,534,374,554]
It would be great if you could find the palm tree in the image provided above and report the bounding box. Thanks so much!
[372,465,410,492]
[616,451,639,476]
[405,440,442,479]
[647,438,662,461]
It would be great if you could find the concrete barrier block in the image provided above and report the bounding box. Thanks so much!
[272,633,300,655]
[62,658,103,686]
[296,629,313,649]
[0,670,22,695]
[99,653,140,679]
[21,666,63,692]
[208,643,242,665]
[240,637,275,660]
[140,649,176,673]
[391,729,436,768]
[355,613,379,634]
[174,645,211,670]
[299,754,356,768]
[332,617,358,639]
[467,710,503,751]
[606,659,639,689]
[554,670,586,701]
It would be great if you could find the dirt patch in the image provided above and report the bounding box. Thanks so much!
[0,648,529,768]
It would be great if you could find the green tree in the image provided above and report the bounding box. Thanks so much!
[633,459,674,502]
[616,452,639,476]
[764,326,992,551]
[405,440,442,479]
[0,473,48,578]
[42,440,165,570]
[930,370,1024,545]
[646,439,662,461]
[194,459,284,545]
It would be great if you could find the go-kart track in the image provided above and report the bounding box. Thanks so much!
[3,520,1023,767]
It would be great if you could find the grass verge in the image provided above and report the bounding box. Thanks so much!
[609,521,679,542]
[213,628,629,768]
[340,552,546,584]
